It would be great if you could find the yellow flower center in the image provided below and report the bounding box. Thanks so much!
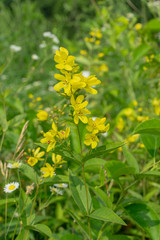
[8,185,16,190]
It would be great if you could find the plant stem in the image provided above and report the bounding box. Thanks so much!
[23,154,48,240]
[0,131,5,151]
[77,124,92,240]
[82,162,92,240]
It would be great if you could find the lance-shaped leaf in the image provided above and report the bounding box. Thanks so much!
[69,170,93,215]
[90,207,126,225]
[125,203,160,240]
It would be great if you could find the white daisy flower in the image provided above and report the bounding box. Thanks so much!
[52,35,59,44]
[43,31,53,38]
[4,182,19,193]
[10,45,21,52]
[54,183,68,188]
[39,43,46,48]
[52,45,59,52]
[32,54,39,60]
[49,186,63,195]
[43,32,59,43]
[48,86,55,92]
[7,162,21,169]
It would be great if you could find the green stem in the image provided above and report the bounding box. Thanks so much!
[77,124,92,240]
[5,192,7,240]
[23,154,48,240]
[97,222,108,240]
[0,131,5,152]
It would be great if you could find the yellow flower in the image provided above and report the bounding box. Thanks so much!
[98,52,104,58]
[145,56,150,63]
[54,72,86,96]
[83,75,101,94]
[36,97,42,101]
[152,98,159,106]
[127,134,139,143]
[57,127,70,140]
[122,108,135,120]
[37,110,48,121]
[154,106,160,116]
[151,98,160,115]
[143,66,147,71]
[70,95,91,124]
[99,64,109,73]
[84,37,90,42]
[52,153,66,167]
[116,117,125,132]
[40,122,57,152]
[89,31,95,36]
[28,157,38,166]
[135,23,142,30]
[132,100,138,107]
[54,47,75,71]
[88,38,94,42]
[80,50,87,56]
[27,147,45,166]
[28,94,34,99]
[95,40,100,45]
[86,117,109,134]
[95,31,102,39]
[84,133,99,148]
[41,163,55,178]
[137,116,149,122]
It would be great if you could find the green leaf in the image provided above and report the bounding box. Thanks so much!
[25,224,52,237]
[0,198,18,207]
[132,44,151,64]
[0,106,8,131]
[60,234,83,240]
[90,207,126,225]
[66,209,90,238]
[93,188,112,208]
[125,203,160,240]
[141,134,160,157]
[76,56,90,65]
[39,196,64,210]
[69,170,93,215]
[84,158,107,172]
[20,164,39,183]
[104,160,136,178]
[101,234,140,240]
[67,121,87,155]
[84,142,124,161]
[15,230,29,240]
[133,119,160,136]
[122,146,139,173]
[40,175,69,185]
[145,19,160,32]
[138,170,160,178]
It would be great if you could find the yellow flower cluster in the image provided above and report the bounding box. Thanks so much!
[54,47,109,149]
[41,153,65,178]
[54,47,101,96]
[84,118,110,148]
[27,146,65,178]
[37,110,48,121]
[152,97,160,116]
[28,94,43,109]
[85,28,102,45]
[27,147,45,166]
[40,121,70,152]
